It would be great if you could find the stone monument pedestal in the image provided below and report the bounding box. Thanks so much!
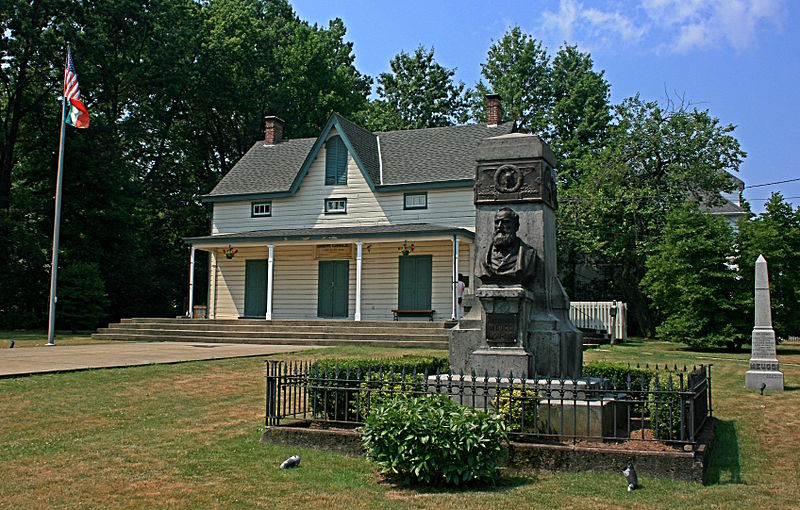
[745,329,784,391]
[745,255,784,392]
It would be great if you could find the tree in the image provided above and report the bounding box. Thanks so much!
[560,96,746,336]
[372,45,468,130]
[0,0,374,327]
[473,26,551,133]
[549,44,611,187]
[641,204,745,349]
[56,262,110,331]
[736,193,800,340]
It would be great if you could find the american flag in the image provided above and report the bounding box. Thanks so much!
[64,47,81,101]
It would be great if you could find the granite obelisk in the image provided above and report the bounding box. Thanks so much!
[744,254,784,391]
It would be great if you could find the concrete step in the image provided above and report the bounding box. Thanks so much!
[95,327,447,343]
[119,317,453,329]
[91,332,447,349]
[105,322,448,335]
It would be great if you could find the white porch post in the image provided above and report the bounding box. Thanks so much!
[188,246,196,318]
[266,244,274,320]
[355,241,363,321]
[452,236,459,320]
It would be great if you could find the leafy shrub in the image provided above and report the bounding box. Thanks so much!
[356,371,429,421]
[582,361,653,390]
[308,356,448,422]
[495,387,544,433]
[648,373,686,440]
[361,394,507,485]
[583,361,654,415]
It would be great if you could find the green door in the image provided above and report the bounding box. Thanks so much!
[398,255,432,309]
[318,260,349,318]
[244,259,268,317]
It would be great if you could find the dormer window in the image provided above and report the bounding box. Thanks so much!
[325,135,348,185]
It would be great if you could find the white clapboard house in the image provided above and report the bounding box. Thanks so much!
[184,97,513,321]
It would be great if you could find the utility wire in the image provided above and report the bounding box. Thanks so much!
[745,177,800,188]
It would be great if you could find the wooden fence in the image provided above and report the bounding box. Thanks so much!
[570,301,627,341]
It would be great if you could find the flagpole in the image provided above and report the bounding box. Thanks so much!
[47,44,70,347]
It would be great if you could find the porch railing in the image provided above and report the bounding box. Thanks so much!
[265,360,712,446]
[570,301,627,340]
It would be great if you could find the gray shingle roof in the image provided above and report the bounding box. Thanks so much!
[184,223,474,244]
[377,122,514,185]
[203,113,515,200]
[207,137,315,198]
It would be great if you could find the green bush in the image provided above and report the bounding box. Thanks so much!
[309,356,448,422]
[648,373,686,440]
[583,361,655,416]
[582,361,653,390]
[356,371,429,421]
[495,387,543,433]
[361,394,507,485]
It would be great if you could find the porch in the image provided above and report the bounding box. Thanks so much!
[184,224,474,323]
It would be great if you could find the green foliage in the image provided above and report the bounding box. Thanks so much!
[308,356,448,422]
[495,387,543,433]
[583,361,655,415]
[0,0,371,327]
[641,204,747,349]
[648,373,685,441]
[582,361,653,390]
[371,45,469,130]
[474,26,552,133]
[736,193,800,340]
[361,394,507,485]
[560,96,745,335]
[55,262,110,331]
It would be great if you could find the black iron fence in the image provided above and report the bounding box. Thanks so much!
[265,360,712,445]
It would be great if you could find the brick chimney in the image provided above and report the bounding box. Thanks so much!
[264,116,285,145]
[486,94,502,126]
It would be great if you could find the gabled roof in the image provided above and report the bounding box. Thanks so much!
[202,113,514,202]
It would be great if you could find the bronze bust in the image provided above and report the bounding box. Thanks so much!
[476,207,537,287]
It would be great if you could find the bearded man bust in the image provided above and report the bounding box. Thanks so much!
[475,207,537,287]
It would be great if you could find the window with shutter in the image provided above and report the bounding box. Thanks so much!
[325,135,348,185]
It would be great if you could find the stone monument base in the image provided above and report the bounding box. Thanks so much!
[745,370,784,391]
[431,375,626,438]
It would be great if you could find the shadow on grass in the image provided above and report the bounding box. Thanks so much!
[706,419,744,485]
[380,473,532,494]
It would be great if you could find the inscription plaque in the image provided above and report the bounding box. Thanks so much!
[486,313,518,344]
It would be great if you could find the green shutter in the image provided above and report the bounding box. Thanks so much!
[318,260,349,317]
[325,136,348,185]
[398,255,432,309]
[244,259,268,317]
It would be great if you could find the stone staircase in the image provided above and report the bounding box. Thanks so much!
[578,326,611,350]
[93,318,454,349]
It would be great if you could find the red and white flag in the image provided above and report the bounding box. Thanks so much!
[64,47,89,129]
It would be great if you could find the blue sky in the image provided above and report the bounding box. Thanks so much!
[292,0,799,213]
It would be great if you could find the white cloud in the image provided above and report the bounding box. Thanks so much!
[540,0,786,54]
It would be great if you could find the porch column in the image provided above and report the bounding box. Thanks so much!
[266,244,274,320]
[452,236,459,320]
[188,246,196,318]
[355,241,363,321]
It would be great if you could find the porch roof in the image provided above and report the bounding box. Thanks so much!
[184,223,474,246]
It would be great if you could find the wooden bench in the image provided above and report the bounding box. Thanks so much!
[392,309,435,321]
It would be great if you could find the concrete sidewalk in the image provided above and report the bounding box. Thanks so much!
[0,342,321,377]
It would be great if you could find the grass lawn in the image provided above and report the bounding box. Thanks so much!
[1,340,798,509]
[0,330,110,348]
